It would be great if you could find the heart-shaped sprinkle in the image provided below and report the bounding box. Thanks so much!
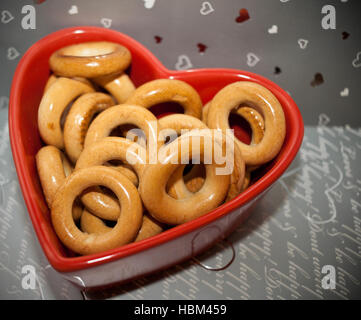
[310,73,324,87]
[200,1,214,15]
[100,18,112,28]
[274,66,282,75]
[352,52,361,68]
[340,88,349,97]
[298,38,308,49]
[68,5,78,15]
[175,55,193,70]
[143,0,156,9]
[246,53,260,67]
[235,8,250,23]
[154,36,162,43]
[342,31,350,40]
[1,10,14,24]
[197,43,207,54]
[268,25,278,34]
[7,47,19,60]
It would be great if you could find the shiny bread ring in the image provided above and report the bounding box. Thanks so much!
[63,92,115,163]
[51,166,143,255]
[38,77,94,149]
[166,140,245,202]
[84,104,161,154]
[36,145,82,220]
[49,41,132,78]
[158,114,207,197]
[126,79,203,119]
[76,137,146,220]
[159,114,245,201]
[93,73,136,104]
[134,214,164,242]
[140,132,231,225]
[43,74,94,93]
[80,210,163,242]
[203,102,265,145]
[110,164,139,186]
[207,81,286,166]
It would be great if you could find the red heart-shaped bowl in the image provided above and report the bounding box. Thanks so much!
[9,26,303,289]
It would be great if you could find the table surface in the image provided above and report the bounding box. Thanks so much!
[0,0,360,300]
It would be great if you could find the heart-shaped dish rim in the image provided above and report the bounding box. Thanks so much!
[9,26,304,272]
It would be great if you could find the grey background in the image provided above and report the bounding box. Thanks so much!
[0,0,360,299]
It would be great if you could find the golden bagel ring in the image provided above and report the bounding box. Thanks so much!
[80,210,163,242]
[204,100,265,191]
[203,102,265,145]
[126,79,203,119]
[36,145,82,220]
[180,165,206,193]
[51,166,143,255]
[76,137,146,221]
[49,41,132,78]
[159,114,209,197]
[159,114,245,201]
[167,142,245,202]
[139,132,231,225]
[84,104,160,155]
[38,77,94,149]
[207,81,286,166]
[63,92,115,163]
[110,164,139,186]
[93,73,136,104]
[43,74,94,93]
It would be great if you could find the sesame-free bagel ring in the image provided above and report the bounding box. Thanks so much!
[159,114,245,201]
[43,74,94,93]
[80,210,164,242]
[36,145,82,220]
[49,41,132,78]
[140,132,231,225]
[207,81,286,166]
[38,77,94,149]
[51,166,143,255]
[76,137,146,221]
[63,92,115,163]
[203,102,265,145]
[93,73,136,104]
[158,114,207,198]
[204,100,265,190]
[126,79,203,119]
[84,104,161,154]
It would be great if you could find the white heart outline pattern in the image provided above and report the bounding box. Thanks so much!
[100,18,112,29]
[175,55,193,70]
[246,53,260,67]
[68,5,78,15]
[1,10,14,24]
[7,47,20,60]
[340,88,349,97]
[200,1,215,15]
[352,52,361,68]
[298,38,309,50]
[143,0,156,9]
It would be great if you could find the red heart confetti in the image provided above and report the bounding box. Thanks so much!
[154,36,162,44]
[236,8,250,23]
[311,73,324,87]
[342,31,350,40]
[197,43,208,54]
